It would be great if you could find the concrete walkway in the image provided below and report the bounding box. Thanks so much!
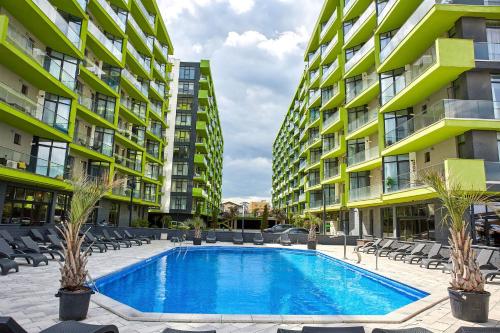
[0,240,498,332]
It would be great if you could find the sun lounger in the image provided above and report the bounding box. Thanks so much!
[29,229,47,244]
[0,230,22,248]
[253,233,264,245]
[372,328,433,333]
[404,243,441,264]
[454,327,500,333]
[0,316,119,333]
[356,239,382,253]
[0,258,18,275]
[233,232,244,244]
[19,236,64,262]
[390,243,425,261]
[0,238,48,267]
[163,329,215,333]
[379,243,412,258]
[206,231,217,243]
[443,248,496,274]
[86,232,115,251]
[374,240,396,256]
[124,230,151,244]
[114,230,142,246]
[280,233,292,246]
[102,230,131,248]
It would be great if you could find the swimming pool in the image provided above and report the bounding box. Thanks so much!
[94,247,428,316]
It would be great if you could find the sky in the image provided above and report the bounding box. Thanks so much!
[158,0,324,203]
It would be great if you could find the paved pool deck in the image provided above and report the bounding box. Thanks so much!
[0,240,499,333]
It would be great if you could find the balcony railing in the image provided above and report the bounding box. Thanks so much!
[349,184,382,202]
[96,0,126,32]
[150,101,162,116]
[127,42,151,73]
[308,90,321,106]
[308,48,321,65]
[320,8,337,39]
[73,132,113,157]
[154,59,166,77]
[114,153,142,172]
[128,16,153,52]
[87,21,122,60]
[346,70,378,102]
[150,81,165,97]
[82,57,120,91]
[322,58,339,80]
[322,83,339,105]
[475,42,500,61]
[385,99,499,146]
[381,45,436,105]
[322,139,340,155]
[136,0,155,28]
[78,95,115,123]
[0,144,65,179]
[343,0,355,15]
[120,97,147,120]
[485,162,500,183]
[347,146,379,166]
[310,70,320,83]
[324,166,340,180]
[7,24,76,90]
[32,0,81,48]
[384,163,444,193]
[321,33,339,60]
[345,37,375,73]
[347,107,378,133]
[122,68,149,97]
[344,3,375,43]
[323,110,340,129]
[0,80,69,133]
[378,0,397,24]
[308,133,321,147]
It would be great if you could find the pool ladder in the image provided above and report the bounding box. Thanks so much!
[86,272,100,293]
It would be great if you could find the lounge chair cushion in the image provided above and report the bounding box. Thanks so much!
[39,321,119,333]
[162,329,216,333]
[302,326,365,333]
[372,328,433,333]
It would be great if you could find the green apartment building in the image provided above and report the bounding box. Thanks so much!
[152,59,224,222]
[272,0,500,246]
[0,0,174,226]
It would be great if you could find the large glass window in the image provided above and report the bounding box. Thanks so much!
[324,158,339,179]
[173,146,190,159]
[324,185,337,206]
[88,161,110,179]
[383,154,410,193]
[172,179,188,192]
[43,94,71,133]
[31,138,67,179]
[94,128,114,156]
[174,130,190,142]
[1,186,53,225]
[132,125,145,146]
[379,29,397,51]
[173,162,188,176]
[177,97,193,110]
[95,93,116,123]
[380,68,405,105]
[101,63,121,90]
[45,50,78,90]
[178,82,195,95]
[384,109,413,146]
[490,75,500,118]
[349,171,370,190]
[146,140,159,158]
[308,170,320,186]
[179,66,196,80]
[345,44,361,62]
[126,150,142,171]
[143,184,157,202]
[146,163,160,179]
[347,138,365,160]
[170,195,187,210]
[176,113,192,126]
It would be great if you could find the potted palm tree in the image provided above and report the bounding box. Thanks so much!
[56,171,121,321]
[421,172,491,323]
[187,216,204,245]
[304,214,322,250]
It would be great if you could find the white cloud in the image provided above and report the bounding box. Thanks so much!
[159,0,255,22]
[223,27,309,59]
[192,43,203,53]
[227,0,255,14]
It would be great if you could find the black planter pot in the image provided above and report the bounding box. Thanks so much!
[56,288,94,321]
[307,241,317,250]
[449,288,490,323]
[193,238,202,245]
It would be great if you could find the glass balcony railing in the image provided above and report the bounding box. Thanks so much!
[122,68,149,97]
[475,42,500,61]
[378,0,396,24]
[7,24,76,90]
[0,80,69,133]
[349,184,382,202]
[114,153,142,172]
[322,83,339,105]
[345,37,375,73]
[120,97,147,120]
[308,133,321,147]
[309,199,323,209]
[148,123,163,138]
[323,110,340,129]
[324,166,340,180]
[0,144,65,179]
[73,132,113,157]
[153,59,166,77]
[348,107,378,133]
[78,95,115,123]
[322,139,340,155]
[347,146,379,166]
[96,0,125,32]
[150,102,162,116]
[344,3,375,43]
[322,58,339,80]
[385,99,499,147]
[127,42,151,73]
[485,162,500,183]
[76,0,87,11]
[299,159,307,170]
[150,81,165,97]
[136,0,156,28]
[128,16,153,52]
[343,0,355,15]
[308,90,321,106]
[82,57,120,91]
[308,48,321,65]
[321,33,339,60]
[299,193,306,201]
[320,8,337,40]
[381,45,436,105]
[310,70,320,83]
[346,70,378,102]
[32,0,81,48]
[87,21,122,60]
[384,163,444,193]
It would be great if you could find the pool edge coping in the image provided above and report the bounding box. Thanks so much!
[90,244,449,324]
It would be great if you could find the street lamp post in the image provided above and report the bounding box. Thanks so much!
[127,176,136,227]
[241,202,248,237]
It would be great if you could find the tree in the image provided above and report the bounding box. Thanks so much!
[272,208,287,225]
[186,216,205,239]
[211,207,219,230]
[420,171,490,292]
[304,213,322,243]
[222,205,238,230]
[260,205,269,231]
[291,214,304,228]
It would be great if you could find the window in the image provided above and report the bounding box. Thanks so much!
[424,151,431,163]
[173,162,188,176]
[172,179,188,192]
[21,85,28,95]
[31,138,68,179]
[94,127,114,156]
[173,146,190,159]
[310,148,321,164]
[130,99,147,120]
[457,134,467,159]
[108,202,120,226]
[13,133,21,145]
[343,18,356,36]
[146,140,160,158]
[126,150,142,171]
[497,133,500,160]
[324,185,337,206]
[376,0,389,15]
[384,109,413,146]
[345,74,363,99]
[347,138,365,161]
[1,186,54,225]
[490,75,500,118]
[380,68,405,105]
[177,97,193,110]
[174,130,190,143]
[43,93,71,133]
[178,82,195,95]
[379,29,397,51]
[322,134,336,152]
[88,161,110,179]
[95,93,116,123]
[381,207,393,238]
[101,64,121,91]
[308,170,320,186]
[176,113,192,126]
[44,50,78,90]
[350,171,370,190]
[345,44,361,62]
[170,196,187,210]
[323,158,339,179]
[143,184,157,202]
[383,154,410,193]
[146,163,160,179]
[348,105,368,131]
[132,125,145,146]
[179,66,196,80]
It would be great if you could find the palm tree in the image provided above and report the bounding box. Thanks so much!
[304,213,322,243]
[261,205,269,231]
[420,171,490,292]
[272,208,287,225]
[291,214,304,228]
[186,216,205,239]
[222,206,238,230]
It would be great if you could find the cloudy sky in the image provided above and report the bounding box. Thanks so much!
[158,0,323,203]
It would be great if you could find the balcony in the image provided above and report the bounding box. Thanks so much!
[194,154,208,168]
[132,0,156,34]
[344,37,375,77]
[346,146,381,172]
[323,163,347,185]
[321,58,341,88]
[0,19,77,96]
[346,107,379,140]
[321,136,345,159]
[383,99,500,156]
[196,120,209,138]
[381,39,474,113]
[127,16,153,55]
[115,127,144,151]
[121,68,149,101]
[348,183,382,205]
[308,89,321,108]
[321,33,340,65]
[309,69,321,88]
[80,57,120,95]
[153,59,166,79]
[0,144,67,187]
[72,132,114,162]
[193,188,208,199]
[126,41,151,78]
[378,0,498,72]
[77,95,115,127]
[120,98,147,124]
[114,153,142,174]
[475,42,500,62]
[376,0,422,34]
[321,83,343,110]
[90,0,126,36]
[320,8,339,42]
[0,81,70,141]
[345,70,379,108]
[344,2,376,49]
[87,21,123,66]
[150,81,165,100]
[308,48,321,70]
[343,0,373,20]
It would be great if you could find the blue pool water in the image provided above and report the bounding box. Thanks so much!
[94,247,428,315]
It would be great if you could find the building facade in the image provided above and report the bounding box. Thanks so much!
[152,60,223,222]
[0,0,174,226]
[272,0,500,246]
[248,200,270,216]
